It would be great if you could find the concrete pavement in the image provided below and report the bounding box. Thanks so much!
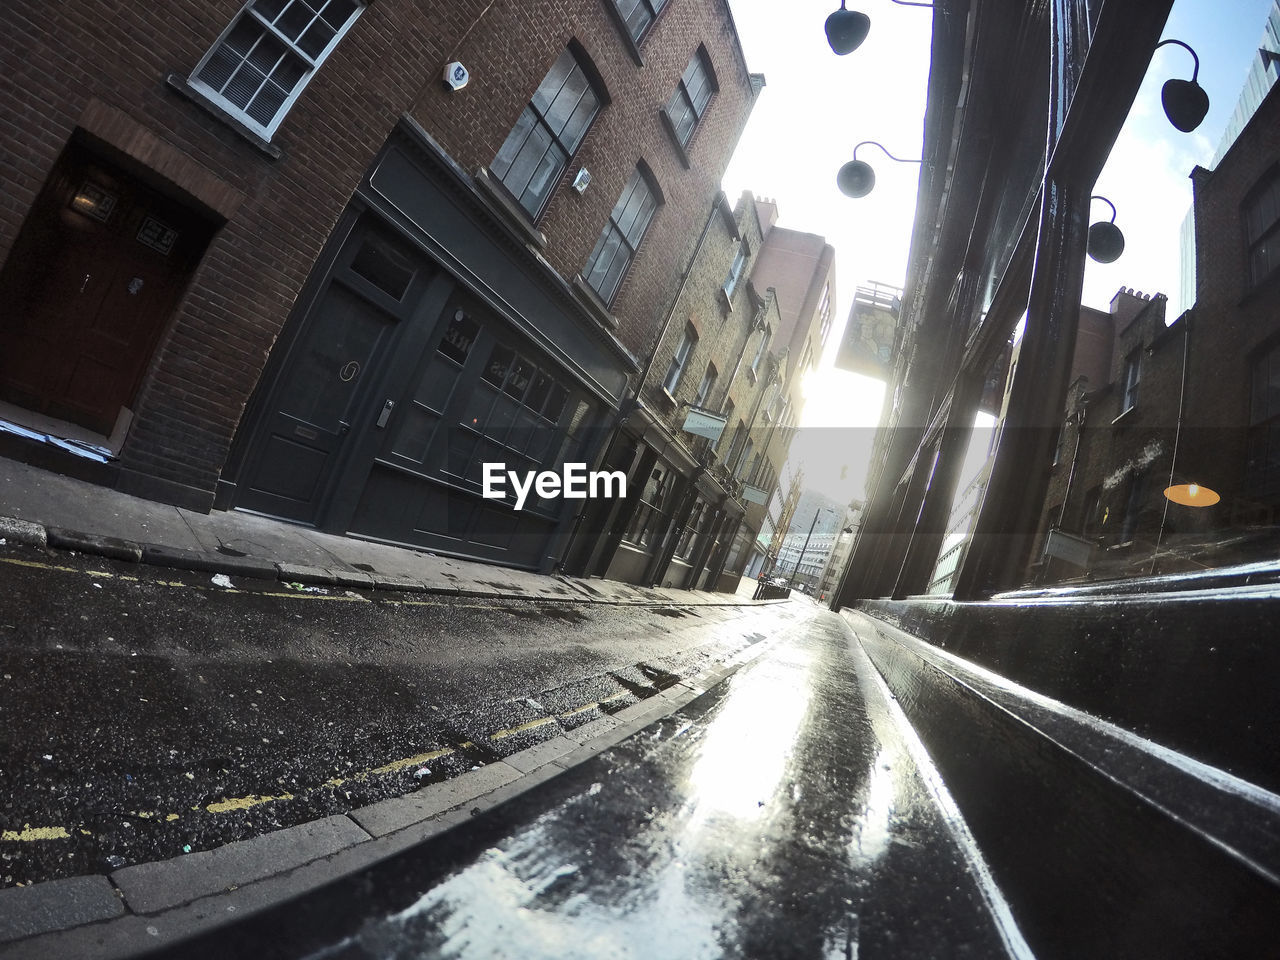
[0,458,763,607]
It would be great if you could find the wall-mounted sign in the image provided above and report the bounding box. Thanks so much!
[681,407,727,442]
[742,483,770,505]
[136,216,178,255]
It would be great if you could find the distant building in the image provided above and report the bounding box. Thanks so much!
[773,488,844,589]
[834,282,902,380]
[563,193,832,591]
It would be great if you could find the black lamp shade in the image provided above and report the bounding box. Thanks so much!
[837,159,875,197]
[1161,78,1209,133]
[1087,221,1125,263]
[825,8,870,55]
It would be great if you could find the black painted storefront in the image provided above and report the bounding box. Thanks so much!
[226,123,636,571]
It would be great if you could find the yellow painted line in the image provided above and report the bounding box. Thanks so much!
[490,716,556,740]
[558,702,600,718]
[2,826,70,842]
[257,591,368,603]
[206,793,294,814]
[369,747,455,776]
[86,570,114,578]
[601,690,631,703]
[0,557,79,574]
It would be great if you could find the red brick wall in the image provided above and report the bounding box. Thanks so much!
[0,0,757,505]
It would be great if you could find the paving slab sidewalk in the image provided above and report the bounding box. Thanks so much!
[0,458,767,606]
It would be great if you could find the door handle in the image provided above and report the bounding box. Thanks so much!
[375,399,395,428]
[338,420,350,435]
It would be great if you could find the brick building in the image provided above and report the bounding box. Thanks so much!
[0,0,760,571]
[1027,80,1280,582]
[562,194,832,590]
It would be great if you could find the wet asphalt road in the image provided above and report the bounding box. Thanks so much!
[156,607,1016,959]
[0,542,807,888]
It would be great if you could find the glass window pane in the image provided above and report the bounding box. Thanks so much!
[492,110,537,180]
[504,355,535,400]
[559,90,599,153]
[197,47,241,91]
[248,32,287,71]
[349,229,418,300]
[542,67,589,138]
[298,20,336,58]
[225,16,264,55]
[225,62,268,109]
[277,0,316,41]
[270,52,308,93]
[438,309,480,365]
[531,50,575,115]
[252,0,290,23]
[483,344,515,387]
[247,80,289,123]
[519,144,567,215]
[319,0,359,28]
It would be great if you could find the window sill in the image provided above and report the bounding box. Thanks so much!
[570,274,619,330]
[659,109,692,169]
[719,286,733,315]
[658,387,679,408]
[1111,405,1137,425]
[165,74,283,160]
[472,167,548,251]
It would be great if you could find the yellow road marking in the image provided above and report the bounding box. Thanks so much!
[2,826,70,842]
[369,747,455,776]
[0,557,79,574]
[558,702,599,717]
[490,716,555,740]
[205,793,294,814]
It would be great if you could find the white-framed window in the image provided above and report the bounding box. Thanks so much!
[666,49,715,147]
[751,326,771,374]
[1122,351,1141,411]
[584,165,661,303]
[190,0,365,140]
[663,324,697,394]
[694,363,717,407]
[492,47,602,220]
[723,241,748,299]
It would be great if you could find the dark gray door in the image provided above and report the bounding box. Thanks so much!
[236,220,434,523]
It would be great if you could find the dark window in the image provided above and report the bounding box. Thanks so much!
[1244,169,1280,288]
[584,166,660,303]
[666,51,714,147]
[1245,341,1280,502]
[613,0,668,43]
[491,48,601,219]
[663,325,696,394]
[625,466,673,548]
[1121,351,1141,411]
[723,242,747,298]
[694,363,717,407]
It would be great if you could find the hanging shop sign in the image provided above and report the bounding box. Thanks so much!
[681,406,727,442]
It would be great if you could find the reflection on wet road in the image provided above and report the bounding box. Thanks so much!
[173,609,1023,959]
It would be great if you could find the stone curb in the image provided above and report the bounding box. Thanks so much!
[0,636,780,959]
[0,514,785,609]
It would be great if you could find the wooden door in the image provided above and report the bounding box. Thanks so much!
[0,144,212,436]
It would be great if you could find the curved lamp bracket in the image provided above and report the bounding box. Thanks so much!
[1154,38,1209,132]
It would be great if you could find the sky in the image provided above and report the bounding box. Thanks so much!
[719,0,1276,505]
